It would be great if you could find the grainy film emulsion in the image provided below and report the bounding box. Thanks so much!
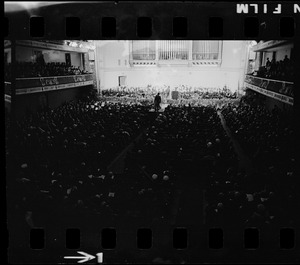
[4,1,300,264]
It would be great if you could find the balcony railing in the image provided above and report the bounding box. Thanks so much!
[5,82,11,95]
[4,82,11,103]
[14,74,94,95]
[244,74,293,105]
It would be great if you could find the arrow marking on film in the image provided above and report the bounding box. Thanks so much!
[64,251,96,263]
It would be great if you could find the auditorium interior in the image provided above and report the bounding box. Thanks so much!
[5,40,298,263]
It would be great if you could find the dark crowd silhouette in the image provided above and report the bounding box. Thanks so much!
[251,55,294,82]
[6,62,91,78]
[6,91,297,232]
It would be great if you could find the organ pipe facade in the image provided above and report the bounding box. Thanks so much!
[132,40,221,63]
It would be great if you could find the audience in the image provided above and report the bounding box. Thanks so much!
[210,91,297,227]
[6,99,152,227]
[250,55,294,82]
[6,88,296,230]
[15,61,90,78]
[101,85,238,108]
[123,104,238,223]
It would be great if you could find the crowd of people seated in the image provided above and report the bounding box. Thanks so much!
[123,104,238,223]
[102,85,170,99]
[210,92,297,227]
[6,97,238,229]
[14,61,90,78]
[250,55,294,82]
[180,89,237,100]
[6,91,297,232]
[101,85,237,107]
[6,100,152,229]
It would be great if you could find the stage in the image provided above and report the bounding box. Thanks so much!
[149,103,169,112]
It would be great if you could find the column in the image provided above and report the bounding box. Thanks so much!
[186,41,189,60]
[129,41,133,65]
[218,40,222,61]
[167,40,169,60]
[11,40,16,121]
[166,40,168,60]
[95,41,104,92]
[165,41,167,60]
[174,41,176,59]
[172,41,174,60]
[155,40,159,62]
[165,40,167,60]
[188,40,193,65]
[179,40,181,59]
[93,45,99,91]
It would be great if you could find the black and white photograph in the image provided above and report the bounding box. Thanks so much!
[4,2,299,264]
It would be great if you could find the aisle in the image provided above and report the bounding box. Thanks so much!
[170,172,204,226]
[149,103,169,112]
[107,131,144,174]
[107,112,159,173]
[168,168,207,262]
[217,110,254,175]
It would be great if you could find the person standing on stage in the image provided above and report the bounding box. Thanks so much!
[154,93,161,112]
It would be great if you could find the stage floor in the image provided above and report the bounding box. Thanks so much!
[149,103,169,112]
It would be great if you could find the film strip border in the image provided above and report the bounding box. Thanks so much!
[7,226,298,263]
[27,227,295,250]
[4,2,299,39]
[6,224,298,263]
[4,2,300,263]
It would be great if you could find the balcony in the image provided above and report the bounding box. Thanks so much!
[5,82,11,103]
[14,74,94,95]
[244,74,293,105]
[5,82,11,95]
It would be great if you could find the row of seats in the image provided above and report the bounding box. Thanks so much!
[206,92,296,227]
[6,93,296,230]
[5,62,91,79]
[6,99,152,228]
